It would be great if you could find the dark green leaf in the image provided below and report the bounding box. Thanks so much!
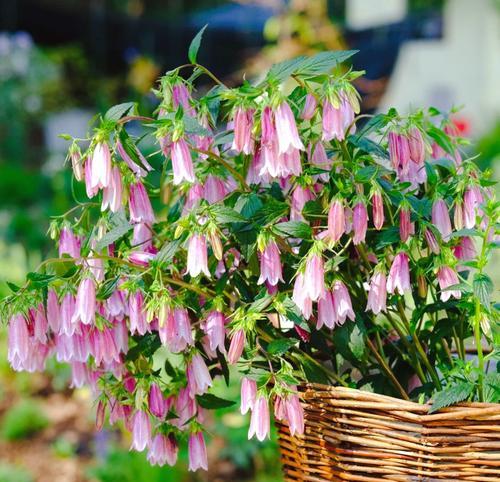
[156,238,183,266]
[163,358,177,379]
[355,166,378,183]
[105,102,136,121]
[211,205,247,223]
[430,381,474,413]
[302,357,330,384]
[196,393,235,410]
[264,56,307,84]
[267,338,297,356]
[125,333,161,361]
[273,221,312,239]
[348,135,389,159]
[427,125,454,155]
[27,272,56,289]
[6,281,20,293]
[473,273,493,308]
[296,50,358,76]
[249,291,273,313]
[188,24,208,64]
[97,276,120,300]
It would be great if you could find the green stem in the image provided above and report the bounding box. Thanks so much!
[474,300,485,402]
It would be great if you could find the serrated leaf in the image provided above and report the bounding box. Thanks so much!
[188,24,208,64]
[156,238,183,265]
[473,273,493,308]
[264,56,307,84]
[249,291,273,313]
[27,272,56,289]
[430,381,474,413]
[427,125,454,155]
[273,221,312,239]
[349,135,389,159]
[267,338,297,356]
[296,50,358,76]
[95,222,132,251]
[355,165,378,183]
[196,393,235,410]
[105,102,136,121]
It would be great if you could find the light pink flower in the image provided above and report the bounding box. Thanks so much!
[292,273,313,319]
[59,227,81,259]
[399,206,413,243]
[437,266,461,301]
[187,353,212,398]
[7,314,29,367]
[425,228,440,254]
[130,410,151,452]
[453,236,476,262]
[309,142,331,182]
[387,253,411,295]
[147,434,178,467]
[228,328,245,365]
[101,166,123,213]
[115,139,150,178]
[47,288,60,333]
[464,187,479,229]
[129,291,150,336]
[163,307,193,353]
[149,383,167,419]
[184,183,205,213]
[89,142,111,190]
[275,101,304,154]
[186,234,210,277]
[284,394,304,436]
[258,240,283,287]
[72,277,96,325]
[231,107,254,154]
[301,93,317,120]
[332,280,355,324]
[322,96,354,142]
[129,181,155,224]
[248,395,270,441]
[432,199,452,241]
[204,175,227,204]
[327,198,345,243]
[353,201,368,245]
[132,223,153,251]
[202,310,226,355]
[128,250,156,267]
[388,131,410,175]
[453,202,464,230]
[366,270,387,314]
[408,127,425,165]
[171,138,195,184]
[317,290,336,329]
[291,185,315,222]
[188,432,208,471]
[240,377,257,415]
[304,253,325,302]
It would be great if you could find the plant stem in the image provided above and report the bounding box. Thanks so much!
[474,299,485,402]
[366,338,409,400]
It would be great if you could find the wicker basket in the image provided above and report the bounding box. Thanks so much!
[277,383,500,481]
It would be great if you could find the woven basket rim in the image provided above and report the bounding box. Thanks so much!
[300,382,500,419]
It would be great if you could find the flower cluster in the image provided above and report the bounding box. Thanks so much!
[2,44,498,472]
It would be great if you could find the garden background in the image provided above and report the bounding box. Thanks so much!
[0,1,499,481]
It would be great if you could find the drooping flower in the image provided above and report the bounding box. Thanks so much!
[231,107,254,154]
[453,236,476,262]
[130,410,151,452]
[437,266,461,301]
[202,310,226,354]
[115,138,150,178]
[424,228,440,255]
[171,138,195,184]
[188,432,208,472]
[304,253,325,302]
[149,383,167,419]
[228,329,245,365]
[258,240,283,287]
[148,434,178,467]
[371,190,384,230]
[70,148,84,181]
[89,142,112,190]
[59,227,81,259]
[72,277,96,325]
[240,377,257,415]
[463,187,479,229]
[204,175,227,204]
[248,395,270,441]
[163,307,193,353]
[292,273,313,320]
[291,185,315,222]
[366,270,387,314]
[387,252,411,295]
[283,393,304,436]
[274,101,304,154]
[432,198,452,241]
[129,181,155,224]
[399,205,413,243]
[7,314,29,368]
[327,198,345,243]
[317,290,336,329]
[352,201,368,245]
[301,93,317,120]
[101,166,123,213]
[309,142,331,182]
[172,83,195,115]
[453,201,464,230]
[388,131,410,175]
[129,250,156,267]
[186,234,210,278]
[322,95,354,141]
[129,291,150,336]
[408,127,425,165]
[187,353,212,398]
[47,288,61,334]
[332,280,355,324]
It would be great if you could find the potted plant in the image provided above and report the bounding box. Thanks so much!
[2,31,499,478]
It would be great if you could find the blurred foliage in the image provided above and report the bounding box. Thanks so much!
[1,400,49,441]
[477,121,500,172]
[0,463,33,482]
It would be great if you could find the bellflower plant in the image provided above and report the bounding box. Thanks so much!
[2,31,499,472]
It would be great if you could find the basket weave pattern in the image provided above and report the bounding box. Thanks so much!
[277,384,500,481]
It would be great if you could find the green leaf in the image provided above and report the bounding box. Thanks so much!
[473,273,494,308]
[484,372,500,403]
[6,281,20,293]
[427,125,454,155]
[211,205,247,223]
[265,56,307,84]
[273,221,312,239]
[249,291,274,313]
[125,333,161,361]
[196,393,235,410]
[26,272,56,289]
[104,102,136,121]
[355,166,378,183]
[95,222,132,251]
[331,319,367,363]
[302,357,330,384]
[267,338,297,356]
[429,381,474,413]
[349,135,389,159]
[296,50,358,76]
[188,24,208,64]
[97,276,120,300]
[156,238,183,266]
[183,115,210,136]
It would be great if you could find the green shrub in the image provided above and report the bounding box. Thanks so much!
[1,400,49,440]
[0,463,33,482]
